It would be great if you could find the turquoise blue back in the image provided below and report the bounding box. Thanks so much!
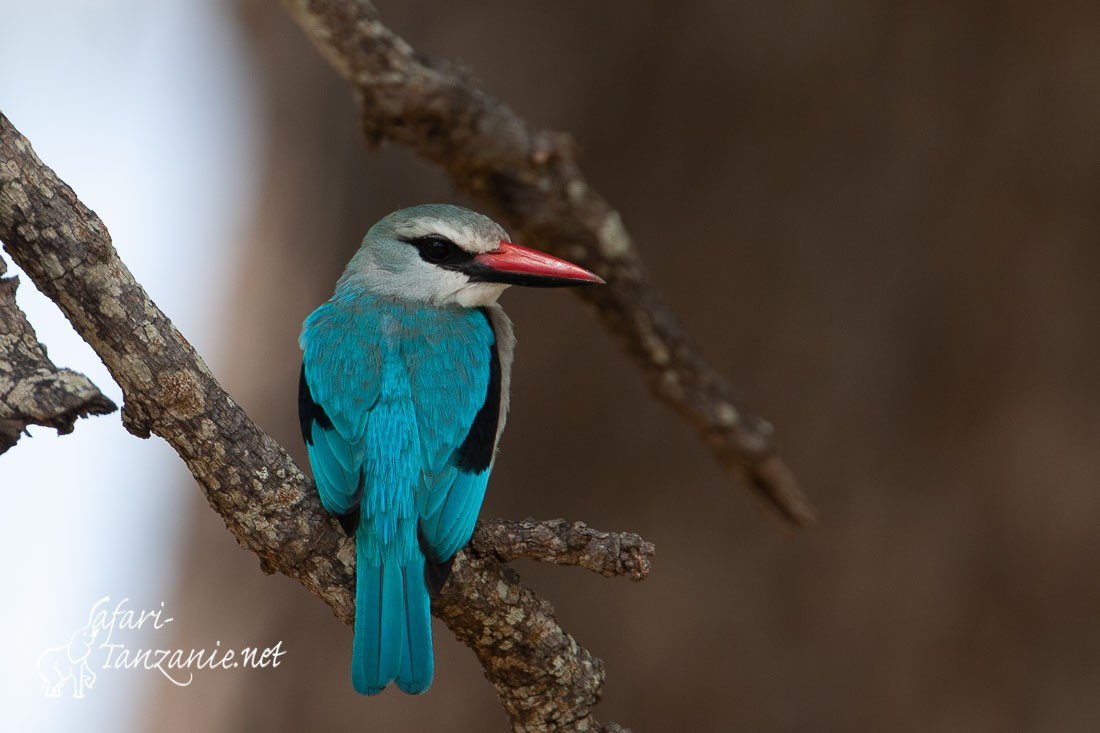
[300,291,496,695]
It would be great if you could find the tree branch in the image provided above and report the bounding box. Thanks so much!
[0,255,115,453]
[0,111,642,731]
[280,0,816,526]
[473,518,654,582]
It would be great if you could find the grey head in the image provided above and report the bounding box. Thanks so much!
[337,204,603,308]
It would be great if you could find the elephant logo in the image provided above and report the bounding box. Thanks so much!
[37,612,100,698]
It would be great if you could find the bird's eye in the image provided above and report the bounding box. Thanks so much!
[415,237,456,264]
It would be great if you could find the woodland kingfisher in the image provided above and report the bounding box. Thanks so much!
[298,204,603,695]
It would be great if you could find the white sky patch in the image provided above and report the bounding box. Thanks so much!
[0,1,259,731]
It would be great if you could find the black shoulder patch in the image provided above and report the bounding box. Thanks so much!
[298,362,334,446]
[451,309,501,474]
[418,525,457,595]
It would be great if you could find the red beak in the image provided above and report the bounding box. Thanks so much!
[469,240,605,288]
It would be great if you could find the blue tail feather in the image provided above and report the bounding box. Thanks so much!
[396,554,433,694]
[352,545,434,695]
[352,559,402,695]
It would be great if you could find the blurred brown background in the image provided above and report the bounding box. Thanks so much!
[146,2,1100,731]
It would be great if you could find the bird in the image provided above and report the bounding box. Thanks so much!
[298,204,603,695]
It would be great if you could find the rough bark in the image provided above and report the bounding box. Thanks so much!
[0,110,646,731]
[0,252,115,453]
[280,0,815,526]
[474,518,653,581]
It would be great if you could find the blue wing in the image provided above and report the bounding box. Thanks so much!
[299,304,382,520]
[414,319,501,563]
[298,363,360,518]
[418,467,491,562]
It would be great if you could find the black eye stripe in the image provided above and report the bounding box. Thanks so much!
[404,235,476,268]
